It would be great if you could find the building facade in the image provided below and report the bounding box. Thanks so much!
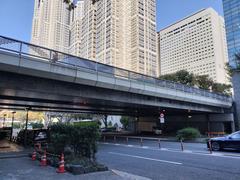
[69,0,85,57]
[79,0,96,60]
[31,0,71,55]
[158,8,229,84]
[79,0,158,76]
[31,0,158,76]
[223,0,240,130]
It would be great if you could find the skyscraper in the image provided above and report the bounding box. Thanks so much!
[31,0,158,76]
[79,0,158,76]
[69,0,85,57]
[31,0,71,55]
[223,0,240,130]
[158,8,229,84]
[79,0,96,60]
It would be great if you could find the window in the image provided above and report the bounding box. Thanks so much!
[230,133,240,139]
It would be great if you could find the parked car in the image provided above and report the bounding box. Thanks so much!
[207,131,240,151]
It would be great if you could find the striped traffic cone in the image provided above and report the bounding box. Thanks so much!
[57,153,65,173]
[40,150,47,166]
[32,149,36,161]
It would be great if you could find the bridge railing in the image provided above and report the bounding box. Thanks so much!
[0,35,232,103]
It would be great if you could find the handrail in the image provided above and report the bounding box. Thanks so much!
[0,35,232,102]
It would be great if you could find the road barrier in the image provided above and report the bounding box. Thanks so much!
[180,139,184,151]
[101,135,195,152]
[101,135,162,149]
[208,141,212,154]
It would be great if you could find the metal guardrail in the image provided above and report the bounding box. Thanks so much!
[0,35,232,103]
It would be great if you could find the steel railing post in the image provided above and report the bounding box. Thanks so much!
[208,140,212,154]
[180,139,184,151]
[158,138,161,149]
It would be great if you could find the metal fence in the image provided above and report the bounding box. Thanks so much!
[0,35,232,103]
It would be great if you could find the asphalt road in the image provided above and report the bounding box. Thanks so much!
[97,142,240,180]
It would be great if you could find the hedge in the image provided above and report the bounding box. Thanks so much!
[49,122,100,160]
[176,127,201,141]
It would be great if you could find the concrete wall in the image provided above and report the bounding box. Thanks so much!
[232,72,240,130]
[137,113,235,134]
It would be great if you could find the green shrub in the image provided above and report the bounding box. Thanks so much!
[30,123,44,129]
[49,122,100,160]
[176,127,200,141]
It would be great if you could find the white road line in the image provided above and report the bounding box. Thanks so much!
[109,152,182,165]
[99,142,240,159]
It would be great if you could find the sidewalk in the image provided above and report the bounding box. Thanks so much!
[0,139,23,153]
[0,152,150,180]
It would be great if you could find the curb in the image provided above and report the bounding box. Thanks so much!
[0,154,28,159]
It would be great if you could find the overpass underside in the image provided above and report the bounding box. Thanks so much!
[0,35,235,133]
[0,71,228,116]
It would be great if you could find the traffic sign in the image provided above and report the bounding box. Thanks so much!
[160,117,165,123]
[160,113,164,118]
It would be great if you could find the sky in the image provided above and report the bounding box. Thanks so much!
[0,0,224,42]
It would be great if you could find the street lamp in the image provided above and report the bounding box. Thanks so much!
[24,108,30,147]
[11,111,16,141]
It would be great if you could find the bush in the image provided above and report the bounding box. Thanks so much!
[176,127,200,141]
[31,123,44,129]
[49,122,100,160]
[120,116,130,130]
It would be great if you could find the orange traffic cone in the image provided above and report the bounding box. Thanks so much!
[57,153,65,173]
[32,149,36,161]
[40,150,47,166]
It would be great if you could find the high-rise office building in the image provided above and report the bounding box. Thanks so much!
[31,0,157,76]
[69,0,85,57]
[79,0,96,60]
[158,8,229,84]
[80,0,158,76]
[223,0,240,130]
[31,0,71,55]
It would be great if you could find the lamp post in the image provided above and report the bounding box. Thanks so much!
[24,108,30,147]
[11,111,16,141]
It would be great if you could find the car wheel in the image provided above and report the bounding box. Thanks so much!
[211,141,221,151]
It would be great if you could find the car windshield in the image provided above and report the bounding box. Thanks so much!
[230,132,240,139]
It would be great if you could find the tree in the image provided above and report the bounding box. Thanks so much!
[212,83,232,96]
[175,70,195,86]
[120,116,130,130]
[108,121,112,127]
[195,75,213,90]
[159,70,195,86]
[159,73,177,82]
[102,115,108,128]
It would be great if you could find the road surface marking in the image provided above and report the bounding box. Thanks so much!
[112,169,151,180]
[100,142,240,159]
[109,152,182,165]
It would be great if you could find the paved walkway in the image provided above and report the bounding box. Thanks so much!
[0,139,23,153]
[0,153,149,180]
